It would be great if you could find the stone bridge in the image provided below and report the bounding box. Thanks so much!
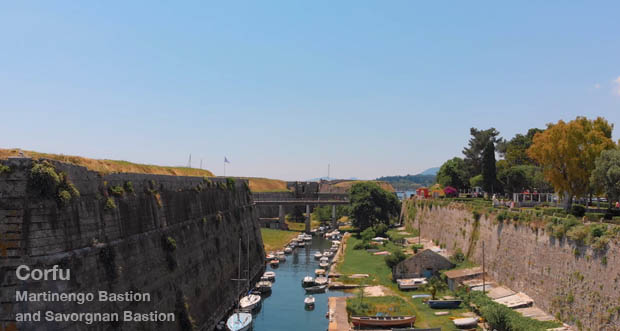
[253,192,349,232]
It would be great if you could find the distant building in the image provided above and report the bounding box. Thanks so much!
[392,249,454,280]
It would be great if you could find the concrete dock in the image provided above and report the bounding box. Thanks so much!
[327,297,350,331]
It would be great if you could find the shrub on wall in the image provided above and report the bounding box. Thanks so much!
[571,204,586,217]
[0,164,11,175]
[105,197,117,210]
[108,185,125,197]
[29,161,80,207]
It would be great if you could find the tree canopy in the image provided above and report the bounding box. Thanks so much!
[436,157,469,189]
[350,182,400,230]
[463,127,501,178]
[481,140,497,194]
[590,147,620,205]
[527,116,615,208]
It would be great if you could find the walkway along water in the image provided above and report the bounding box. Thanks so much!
[251,234,350,330]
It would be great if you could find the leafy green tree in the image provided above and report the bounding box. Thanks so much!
[481,140,497,194]
[384,249,406,269]
[436,157,469,189]
[499,128,544,166]
[469,174,483,188]
[528,116,615,210]
[350,182,400,231]
[590,147,620,207]
[422,276,448,300]
[463,127,501,178]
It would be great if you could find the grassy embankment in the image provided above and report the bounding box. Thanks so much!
[246,177,290,192]
[331,180,395,192]
[0,148,215,176]
[336,233,468,330]
[260,228,299,252]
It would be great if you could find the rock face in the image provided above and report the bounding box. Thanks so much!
[0,158,265,331]
[402,200,620,330]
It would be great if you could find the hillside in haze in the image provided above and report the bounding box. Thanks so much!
[376,167,438,191]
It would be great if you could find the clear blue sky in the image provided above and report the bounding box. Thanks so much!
[2,1,619,180]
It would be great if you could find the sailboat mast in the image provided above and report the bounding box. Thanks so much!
[247,233,250,291]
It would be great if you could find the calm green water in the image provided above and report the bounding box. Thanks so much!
[252,235,350,331]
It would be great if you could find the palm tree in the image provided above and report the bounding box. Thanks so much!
[422,276,448,300]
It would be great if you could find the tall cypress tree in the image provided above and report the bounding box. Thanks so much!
[482,140,497,194]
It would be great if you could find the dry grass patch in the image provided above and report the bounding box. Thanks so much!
[0,148,214,177]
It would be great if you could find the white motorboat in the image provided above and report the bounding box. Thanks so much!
[276,252,286,262]
[320,256,329,263]
[303,234,312,241]
[266,253,275,261]
[269,259,279,267]
[263,271,276,281]
[297,241,305,247]
[239,294,261,311]
[314,252,323,259]
[284,247,293,254]
[226,312,252,331]
[315,269,326,276]
[315,276,328,285]
[255,280,272,293]
[304,295,315,308]
[324,251,334,257]
[453,317,478,328]
[330,246,338,252]
[302,276,315,287]
[319,261,329,269]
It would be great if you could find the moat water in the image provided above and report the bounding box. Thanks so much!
[252,235,350,331]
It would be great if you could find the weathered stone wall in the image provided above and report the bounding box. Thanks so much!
[402,200,620,330]
[0,158,265,331]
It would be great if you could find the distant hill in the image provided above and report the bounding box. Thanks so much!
[306,176,358,182]
[376,168,438,191]
[419,167,440,175]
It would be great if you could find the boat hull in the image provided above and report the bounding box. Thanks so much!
[351,316,416,327]
[428,300,462,309]
[226,312,253,331]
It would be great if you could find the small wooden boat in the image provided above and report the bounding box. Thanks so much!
[351,315,416,327]
[239,294,261,311]
[304,284,327,294]
[315,269,326,276]
[319,261,329,269]
[453,317,478,328]
[284,247,293,254]
[428,300,462,309]
[302,276,315,287]
[254,281,272,293]
[315,276,328,285]
[262,271,276,281]
[314,252,323,259]
[304,295,315,308]
[226,311,252,331]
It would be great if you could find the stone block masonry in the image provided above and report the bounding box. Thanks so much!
[0,157,265,331]
[402,200,620,330]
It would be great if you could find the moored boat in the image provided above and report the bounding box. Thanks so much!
[276,252,286,262]
[262,271,276,281]
[255,280,272,293]
[304,284,327,294]
[319,261,329,269]
[315,269,326,276]
[302,276,315,287]
[239,294,261,311]
[297,241,305,247]
[269,259,279,267]
[351,315,416,327]
[314,252,323,259]
[314,276,328,285]
[304,295,315,308]
[284,247,292,254]
[428,300,462,309]
[226,312,252,331]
